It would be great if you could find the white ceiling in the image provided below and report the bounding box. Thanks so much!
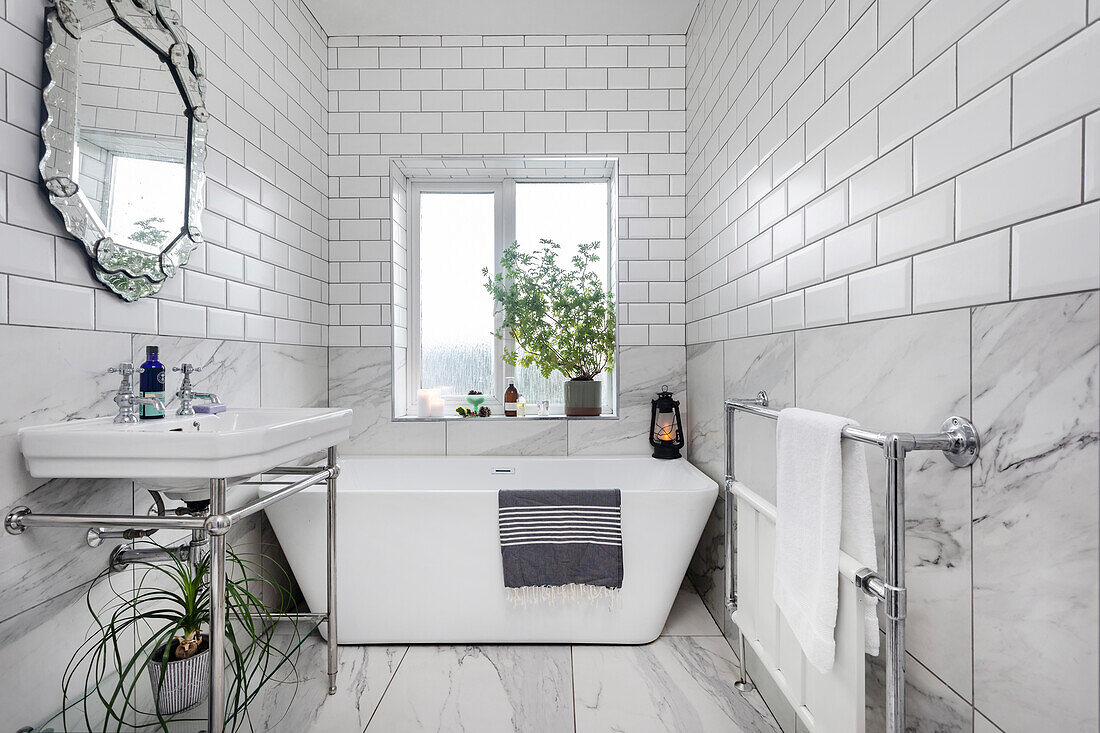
[304,1,699,38]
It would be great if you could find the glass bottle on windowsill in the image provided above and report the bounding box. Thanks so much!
[504,378,519,417]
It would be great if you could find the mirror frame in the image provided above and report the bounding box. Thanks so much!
[40,0,208,301]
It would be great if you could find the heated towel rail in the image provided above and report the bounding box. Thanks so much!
[723,391,980,733]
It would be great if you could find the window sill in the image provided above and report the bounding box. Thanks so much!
[393,414,618,422]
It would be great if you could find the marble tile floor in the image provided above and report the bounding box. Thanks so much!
[120,586,782,733]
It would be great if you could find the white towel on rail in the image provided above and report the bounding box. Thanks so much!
[772,407,879,674]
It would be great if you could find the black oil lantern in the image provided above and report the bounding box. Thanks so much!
[650,385,684,459]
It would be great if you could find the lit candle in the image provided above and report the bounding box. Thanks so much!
[430,397,445,417]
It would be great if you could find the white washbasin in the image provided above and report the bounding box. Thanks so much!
[18,408,352,498]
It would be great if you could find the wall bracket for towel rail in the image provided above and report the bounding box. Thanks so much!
[722,391,980,733]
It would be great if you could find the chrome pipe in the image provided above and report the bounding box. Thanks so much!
[884,441,907,733]
[247,612,328,622]
[208,478,227,733]
[109,542,189,571]
[856,567,887,602]
[5,508,204,535]
[723,400,980,465]
[261,466,328,475]
[734,631,754,692]
[227,468,334,524]
[724,392,766,619]
[326,446,339,695]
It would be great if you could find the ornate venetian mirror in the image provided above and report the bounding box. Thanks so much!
[40,0,208,301]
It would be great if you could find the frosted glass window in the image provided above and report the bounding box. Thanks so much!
[418,192,496,396]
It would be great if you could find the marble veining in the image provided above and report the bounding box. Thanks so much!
[865,646,972,733]
[329,346,446,454]
[131,336,262,410]
[446,417,569,455]
[0,476,133,623]
[0,326,131,501]
[260,343,329,408]
[567,345,687,455]
[685,342,724,483]
[573,635,779,733]
[366,645,575,732]
[971,293,1099,732]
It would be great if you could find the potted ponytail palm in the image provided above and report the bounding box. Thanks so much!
[484,239,616,416]
[58,542,303,732]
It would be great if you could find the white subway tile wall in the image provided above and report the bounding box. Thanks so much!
[329,33,689,348]
[686,0,1098,347]
[0,0,329,345]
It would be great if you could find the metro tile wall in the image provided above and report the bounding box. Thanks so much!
[326,32,691,455]
[683,0,1099,731]
[327,32,689,349]
[0,0,330,726]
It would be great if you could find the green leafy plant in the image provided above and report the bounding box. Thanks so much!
[483,239,616,381]
[56,541,305,733]
[130,216,172,249]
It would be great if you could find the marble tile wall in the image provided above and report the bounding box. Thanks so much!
[686,292,1099,732]
[330,344,686,456]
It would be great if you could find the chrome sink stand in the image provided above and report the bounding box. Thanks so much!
[5,446,341,733]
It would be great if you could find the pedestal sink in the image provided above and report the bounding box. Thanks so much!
[18,408,353,499]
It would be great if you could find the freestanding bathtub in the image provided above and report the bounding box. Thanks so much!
[262,455,717,644]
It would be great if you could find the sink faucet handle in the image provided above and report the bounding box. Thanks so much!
[108,363,136,395]
[173,363,214,416]
[109,363,136,378]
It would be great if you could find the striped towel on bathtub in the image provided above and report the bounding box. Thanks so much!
[498,489,623,605]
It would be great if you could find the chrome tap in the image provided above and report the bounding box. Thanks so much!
[108,363,165,424]
[172,363,220,416]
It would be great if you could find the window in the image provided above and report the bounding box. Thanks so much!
[106,155,186,247]
[407,178,614,415]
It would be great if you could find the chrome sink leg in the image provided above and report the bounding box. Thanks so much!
[326,446,339,695]
[208,478,228,733]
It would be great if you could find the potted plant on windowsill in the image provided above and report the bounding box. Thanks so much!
[56,541,303,732]
[484,239,616,416]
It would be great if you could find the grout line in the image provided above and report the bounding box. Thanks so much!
[969,301,977,717]
[685,114,1092,318]
[362,645,410,732]
[570,645,578,732]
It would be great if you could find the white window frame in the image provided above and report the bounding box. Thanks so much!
[405,176,616,416]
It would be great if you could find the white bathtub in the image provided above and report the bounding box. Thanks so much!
[262,455,717,644]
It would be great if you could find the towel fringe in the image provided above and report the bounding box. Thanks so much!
[506,584,621,611]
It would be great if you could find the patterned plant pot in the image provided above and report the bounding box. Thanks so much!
[146,635,210,715]
[564,379,602,416]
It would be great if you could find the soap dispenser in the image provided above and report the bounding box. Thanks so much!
[139,345,166,420]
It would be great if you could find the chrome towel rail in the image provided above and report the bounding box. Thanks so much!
[723,391,980,733]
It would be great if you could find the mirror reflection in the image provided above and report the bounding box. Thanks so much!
[76,17,187,255]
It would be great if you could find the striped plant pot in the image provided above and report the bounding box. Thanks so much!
[146,636,210,715]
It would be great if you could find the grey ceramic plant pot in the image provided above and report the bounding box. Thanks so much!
[564,379,602,416]
[147,635,210,715]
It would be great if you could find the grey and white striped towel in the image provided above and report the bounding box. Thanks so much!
[498,489,623,604]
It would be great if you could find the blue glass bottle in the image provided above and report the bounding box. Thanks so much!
[139,345,166,420]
